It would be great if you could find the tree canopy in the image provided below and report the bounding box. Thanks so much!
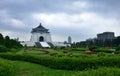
[0,33,22,52]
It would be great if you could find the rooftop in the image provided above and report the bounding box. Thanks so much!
[31,23,49,33]
[97,32,114,35]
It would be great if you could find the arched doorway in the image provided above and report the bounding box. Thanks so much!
[39,36,44,42]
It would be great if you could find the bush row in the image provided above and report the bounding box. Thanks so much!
[0,45,9,52]
[0,58,14,76]
[0,45,21,53]
[0,53,120,70]
[64,48,88,51]
[93,49,113,53]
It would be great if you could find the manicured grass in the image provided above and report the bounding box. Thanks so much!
[4,47,120,75]
[0,53,120,76]
[1,53,120,70]
[15,48,85,56]
[0,58,14,76]
[2,59,120,76]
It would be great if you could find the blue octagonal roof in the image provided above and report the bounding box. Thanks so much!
[31,23,49,33]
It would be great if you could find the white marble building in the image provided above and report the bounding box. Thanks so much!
[20,23,68,47]
[30,23,52,42]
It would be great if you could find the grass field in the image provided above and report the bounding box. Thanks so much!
[0,47,120,76]
[1,59,120,76]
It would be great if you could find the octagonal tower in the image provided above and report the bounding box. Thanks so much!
[30,23,52,42]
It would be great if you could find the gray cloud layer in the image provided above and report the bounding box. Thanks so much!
[0,0,120,42]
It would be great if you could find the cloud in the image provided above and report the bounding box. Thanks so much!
[73,1,88,8]
[32,12,120,28]
[32,12,120,41]
[0,0,120,42]
[0,10,27,30]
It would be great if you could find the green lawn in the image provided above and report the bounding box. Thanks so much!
[5,59,120,76]
[2,48,119,76]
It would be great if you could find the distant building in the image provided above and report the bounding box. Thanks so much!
[97,32,115,41]
[68,36,72,44]
[78,32,115,47]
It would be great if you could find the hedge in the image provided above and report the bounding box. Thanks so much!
[0,58,14,76]
[94,49,113,53]
[0,45,9,52]
[0,53,120,70]
[64,48,88,51]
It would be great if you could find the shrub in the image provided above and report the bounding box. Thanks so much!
[0,53,120,71]
[94,48,113,53]
[68,48,87,51]
[97,52,107,57]
[0,58,14,76]
[114,51,120,54]
[9,48,19,53]
[0,45,9,52]
[89,46,98,51]
[116,45,120,51]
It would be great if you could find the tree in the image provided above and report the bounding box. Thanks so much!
[0,33,4,45]
[113,36,120,46]
[4,36,11,48]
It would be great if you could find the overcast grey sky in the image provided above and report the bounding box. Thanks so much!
[0,0,120,42]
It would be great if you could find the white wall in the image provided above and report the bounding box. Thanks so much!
[52,42,67,47]
[20,41,35,46]
[30,32,52,42]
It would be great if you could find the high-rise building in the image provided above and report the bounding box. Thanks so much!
[97,32,115,41]
[68,36,72,44]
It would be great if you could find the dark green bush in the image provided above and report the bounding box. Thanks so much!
[89,46,98,51]
[114,51,120,54]
[67,48,87,51]
[116,45,120,51]
[97,52,107,57]
[0,45,9,52]
[0,53,120,71]
[94,49,113,53]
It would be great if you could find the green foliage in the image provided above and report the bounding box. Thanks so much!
[65,47,88,51]
[0,33,4,45]
[89,46,98,51]
[88,46,113,53]
[3,60,120,76]
[116,45,120,51]
[4,36,11,48]
[94,48,113,53]
[9,48,19,53]
[0,33,22,52]
[0,45,9,52]
[113,36,120,46]
[97,52,107,57]
[0,58,14,76]
[0,53,120,71]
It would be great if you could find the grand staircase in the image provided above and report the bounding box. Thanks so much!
[35,42,42,47]
[35,42,51,48]
[47,42,54,47]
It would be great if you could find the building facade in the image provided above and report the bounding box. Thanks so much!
[97,32,115,41]
[68,36,72,44]
[30,23,52,42]
[20,23,68,47]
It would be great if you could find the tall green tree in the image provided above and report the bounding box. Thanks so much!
[4,36,11,48]
[113,36,120,46]
[0,33,4,45]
